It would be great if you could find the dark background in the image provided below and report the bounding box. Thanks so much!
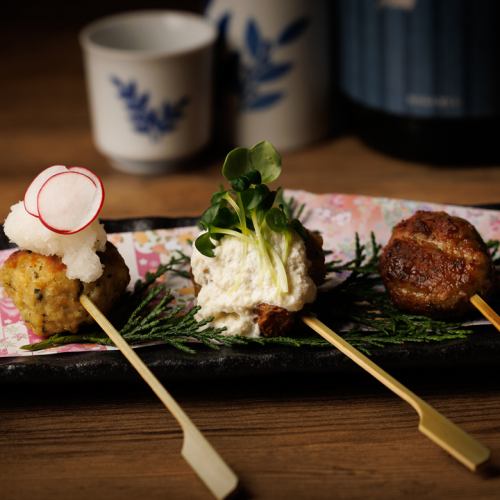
[2,1,202,24]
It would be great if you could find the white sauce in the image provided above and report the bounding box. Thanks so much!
[3,201,106,283]
[191,231,317,337]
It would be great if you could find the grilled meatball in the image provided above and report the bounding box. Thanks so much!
[0,242,130,336]
[254,303,296,337]
[379,211,495,318]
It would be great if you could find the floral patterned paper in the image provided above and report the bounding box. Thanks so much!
[1,191,499,358]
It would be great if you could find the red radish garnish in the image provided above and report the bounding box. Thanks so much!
[24,165,68,217]
[68,166,101,187]
[68,166,104,211]
[37,171,105,234]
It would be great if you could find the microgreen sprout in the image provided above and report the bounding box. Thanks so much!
[194,140,307,294]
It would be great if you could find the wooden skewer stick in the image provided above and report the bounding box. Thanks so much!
[470,294,500,332]
[302,315,490,472]
[80,295,238,500]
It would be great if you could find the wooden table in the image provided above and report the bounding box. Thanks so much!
[1,21,500,500]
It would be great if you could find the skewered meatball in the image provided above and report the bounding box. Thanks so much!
[253,229,326,338]
[0,242,130,336]
[191,228,325,337]
[379,210,495,318]
[254,303,295,337]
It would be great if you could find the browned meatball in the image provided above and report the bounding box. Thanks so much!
[254,303,296,337]
[379,210,495,318]
[0,242,130,336]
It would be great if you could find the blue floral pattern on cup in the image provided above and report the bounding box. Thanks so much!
[240,17,308,110]
[213,14,308,111]
[111,76,189,140]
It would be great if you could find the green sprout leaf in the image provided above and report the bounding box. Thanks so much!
[248,141,282,184]
[266,207,288,232]
[230,169,262,192]
[195,232,215,257]
[222,141,281,184]
[199,205,219,229]
[213,206,238,227]
[222,147,250,180]
[290,218,308,240]
[211,188,227,205]
[200,141,292,293]
[260,189,277,211]
[244,185,270,211]
[199,204,238,230]
[231,177,248,192]
[245,169,262,185]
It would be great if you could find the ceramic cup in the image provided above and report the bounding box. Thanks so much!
[80,11,216,174]
[206,0,331,151]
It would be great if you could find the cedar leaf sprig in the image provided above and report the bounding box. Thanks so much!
[133,252,190,295]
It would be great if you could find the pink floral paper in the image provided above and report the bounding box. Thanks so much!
[1,191,499,357]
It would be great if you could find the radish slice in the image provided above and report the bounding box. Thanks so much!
[68,166,101,187]
[37,171,104,234]
[69,166,105,208]
[24,165,68,217]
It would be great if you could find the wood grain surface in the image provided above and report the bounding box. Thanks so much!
[1,18,500,500]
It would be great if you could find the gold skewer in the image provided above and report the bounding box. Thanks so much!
[470,294,500,333]
[302,315,490,472]
[80,295,238,500]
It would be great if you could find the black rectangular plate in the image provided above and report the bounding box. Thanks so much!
[1,209,499,384]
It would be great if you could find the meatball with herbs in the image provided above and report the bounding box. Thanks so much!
[379,210,495,318]
[0,242,129,336]
[191,228,325,338]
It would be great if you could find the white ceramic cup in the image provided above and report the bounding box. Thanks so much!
[80,10,216,174]
[206,0,331,152]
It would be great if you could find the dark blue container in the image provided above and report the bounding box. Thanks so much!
[338,0,500,163]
